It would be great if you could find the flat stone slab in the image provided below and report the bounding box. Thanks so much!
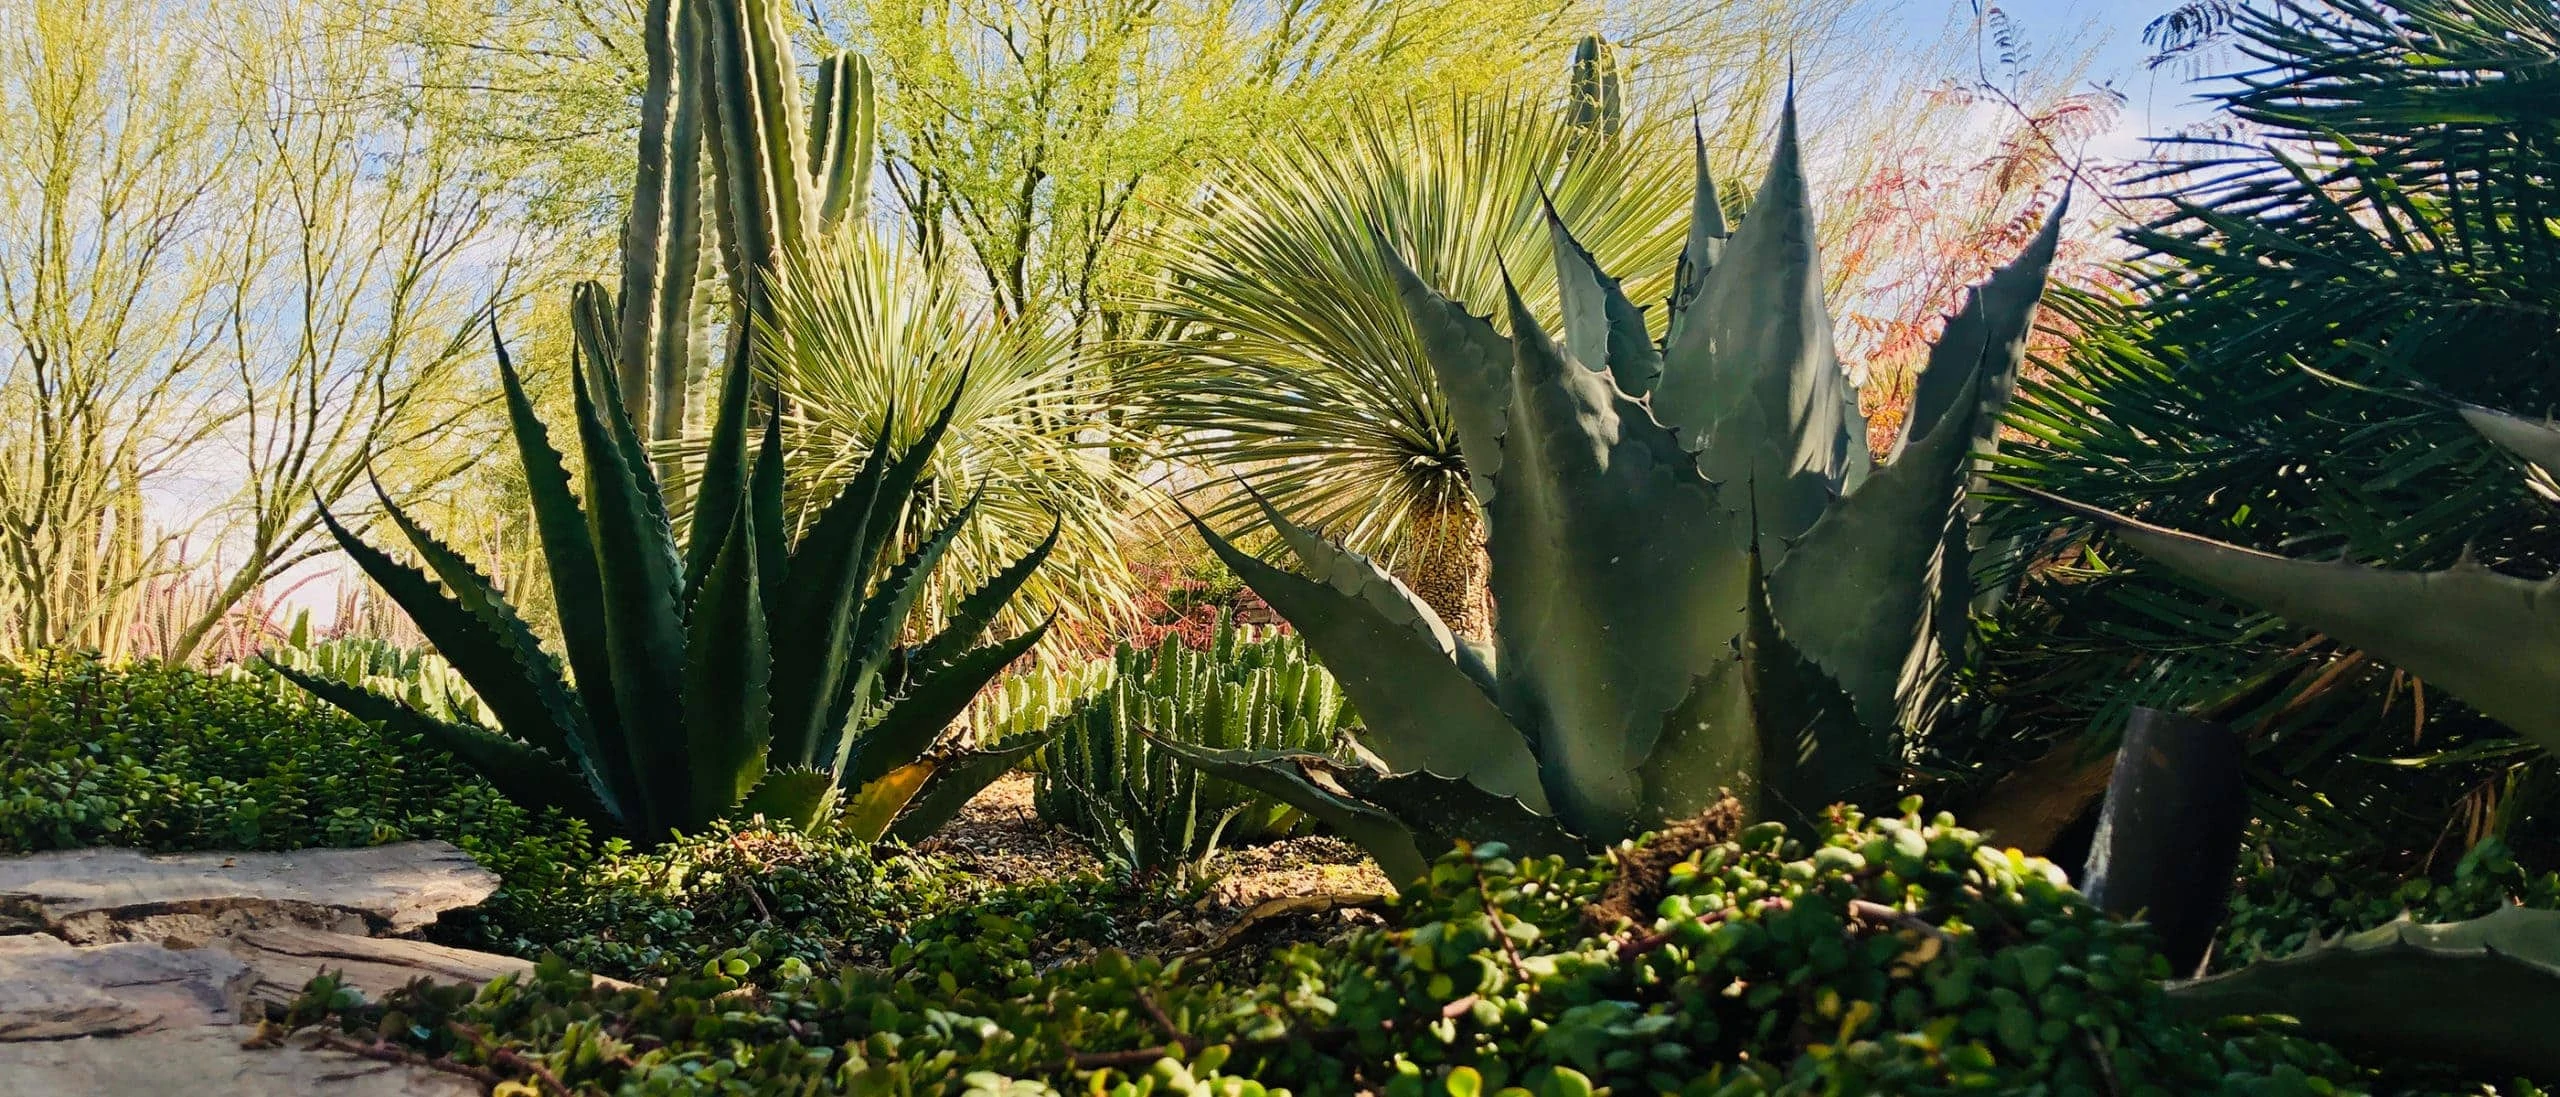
[0,934,250,1040]
[0,841,497,943]
[219,924,629,1009]
[0,1027,478,1096]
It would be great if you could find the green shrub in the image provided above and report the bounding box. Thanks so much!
[1035,613,1353,879]
[286,801,2364,1095]
[0,652,555,856]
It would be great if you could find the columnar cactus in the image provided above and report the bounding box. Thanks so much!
[1163,98,2064,883]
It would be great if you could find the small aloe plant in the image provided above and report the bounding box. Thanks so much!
[278,329,1055,846]
[2034,404,2560,1075]
[1160,98,2065,883]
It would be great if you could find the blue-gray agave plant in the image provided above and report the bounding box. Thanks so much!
[1159,101,2065,883]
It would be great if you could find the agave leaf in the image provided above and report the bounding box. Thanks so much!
[1765,372,1984,732]
[839,619,1049,792]
[1543,193,1662,395]
[1381,235,1511,504]
[685,322,761,593]
[838,761,935,843]
[1364,769,1585,860]
[681,502,772,827]
[2166,906,2560,1078]
[1189,511,1547,811]
[750,411,788,623]
[1897,203,2062,460]
[1249,488,1496,696]
[1740,539,1870,824]
[855,382,970,587]
[769,414,892,769]
[270,662,611,828]
[570,341,691,832]
[1483,276,1742,838]
[910,524,1058,672]
[1663,123,1728,343]
[1652,95,1862,546]
[2460,403,2560,479]
[739,766,839,831]
[1147,741,1434,885]
[352,486,590,772]
[836,491,982,747]
[888,730,1055,843]
[2029,488,2560,755]
[494,336,626,779]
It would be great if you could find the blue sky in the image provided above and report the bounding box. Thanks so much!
[1872,0,2236,160]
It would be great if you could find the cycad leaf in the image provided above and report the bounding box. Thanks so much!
[2166,906,2560,1079]
[910,523,1056,672]
[1544,194,1662,395]
[887,730,1054,843]
[681,502,772,828]
[270,662,611,828]
[2461,403,2560,479]
[1482,277,1743,839]
[840,620,1048,793]
[1652,95,1861,546]
[494,336,627,789]
[1766,373,1984,732]
[1190,511,1546,811]
[1147,741,1433,886]
[739,767,838,831]
[571,341,691,833]
[1381,235,1512,504]
[2030,488,2560,754]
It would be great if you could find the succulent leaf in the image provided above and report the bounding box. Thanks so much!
[1188,511,1546,810]
[1663,125,1728,342]
[838,761,935,843]
[270,663,611,827]
[1484,275,1740,838]
[769,416,892,769]
[680,501,772,826]
[739,766,839,831]
[1652,96,1863,547]
[2030,488,2560,755]
[1146,741,1435,885]
[1765,372,1983,733]
[889,730,1057,843]
[911,524,1059,673]
[2166,906,2560,1078]
[1543,194,1661,394]
[1381,235,1512,504]
[840,620,1050,792]
[495,337,626,768]
[1250,489,1495,696]
[2461,402,2560,478]
[571,339,693,834]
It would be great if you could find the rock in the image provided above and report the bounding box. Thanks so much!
[0,1027,479,1096]
[0,842,497,943]
[0,934,250,1040]
[217,924,630,1010]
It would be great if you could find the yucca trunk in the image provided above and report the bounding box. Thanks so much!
[1397,499,1489,637]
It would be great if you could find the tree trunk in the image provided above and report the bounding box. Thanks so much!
[1397,501,1490,638]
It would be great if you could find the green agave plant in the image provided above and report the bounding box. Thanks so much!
[2032,404,2560,1076]
[277,329,1056,846]
[1161,99,2065,884]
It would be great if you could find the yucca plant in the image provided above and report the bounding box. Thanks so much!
[2031,403,2560,1078]
[1123,93,1695,633]
[1033,612,1354,879]
[1159,98,2065,884]
[278,319,1055,846]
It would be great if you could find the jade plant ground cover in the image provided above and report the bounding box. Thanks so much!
[10,654,2558,1095]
